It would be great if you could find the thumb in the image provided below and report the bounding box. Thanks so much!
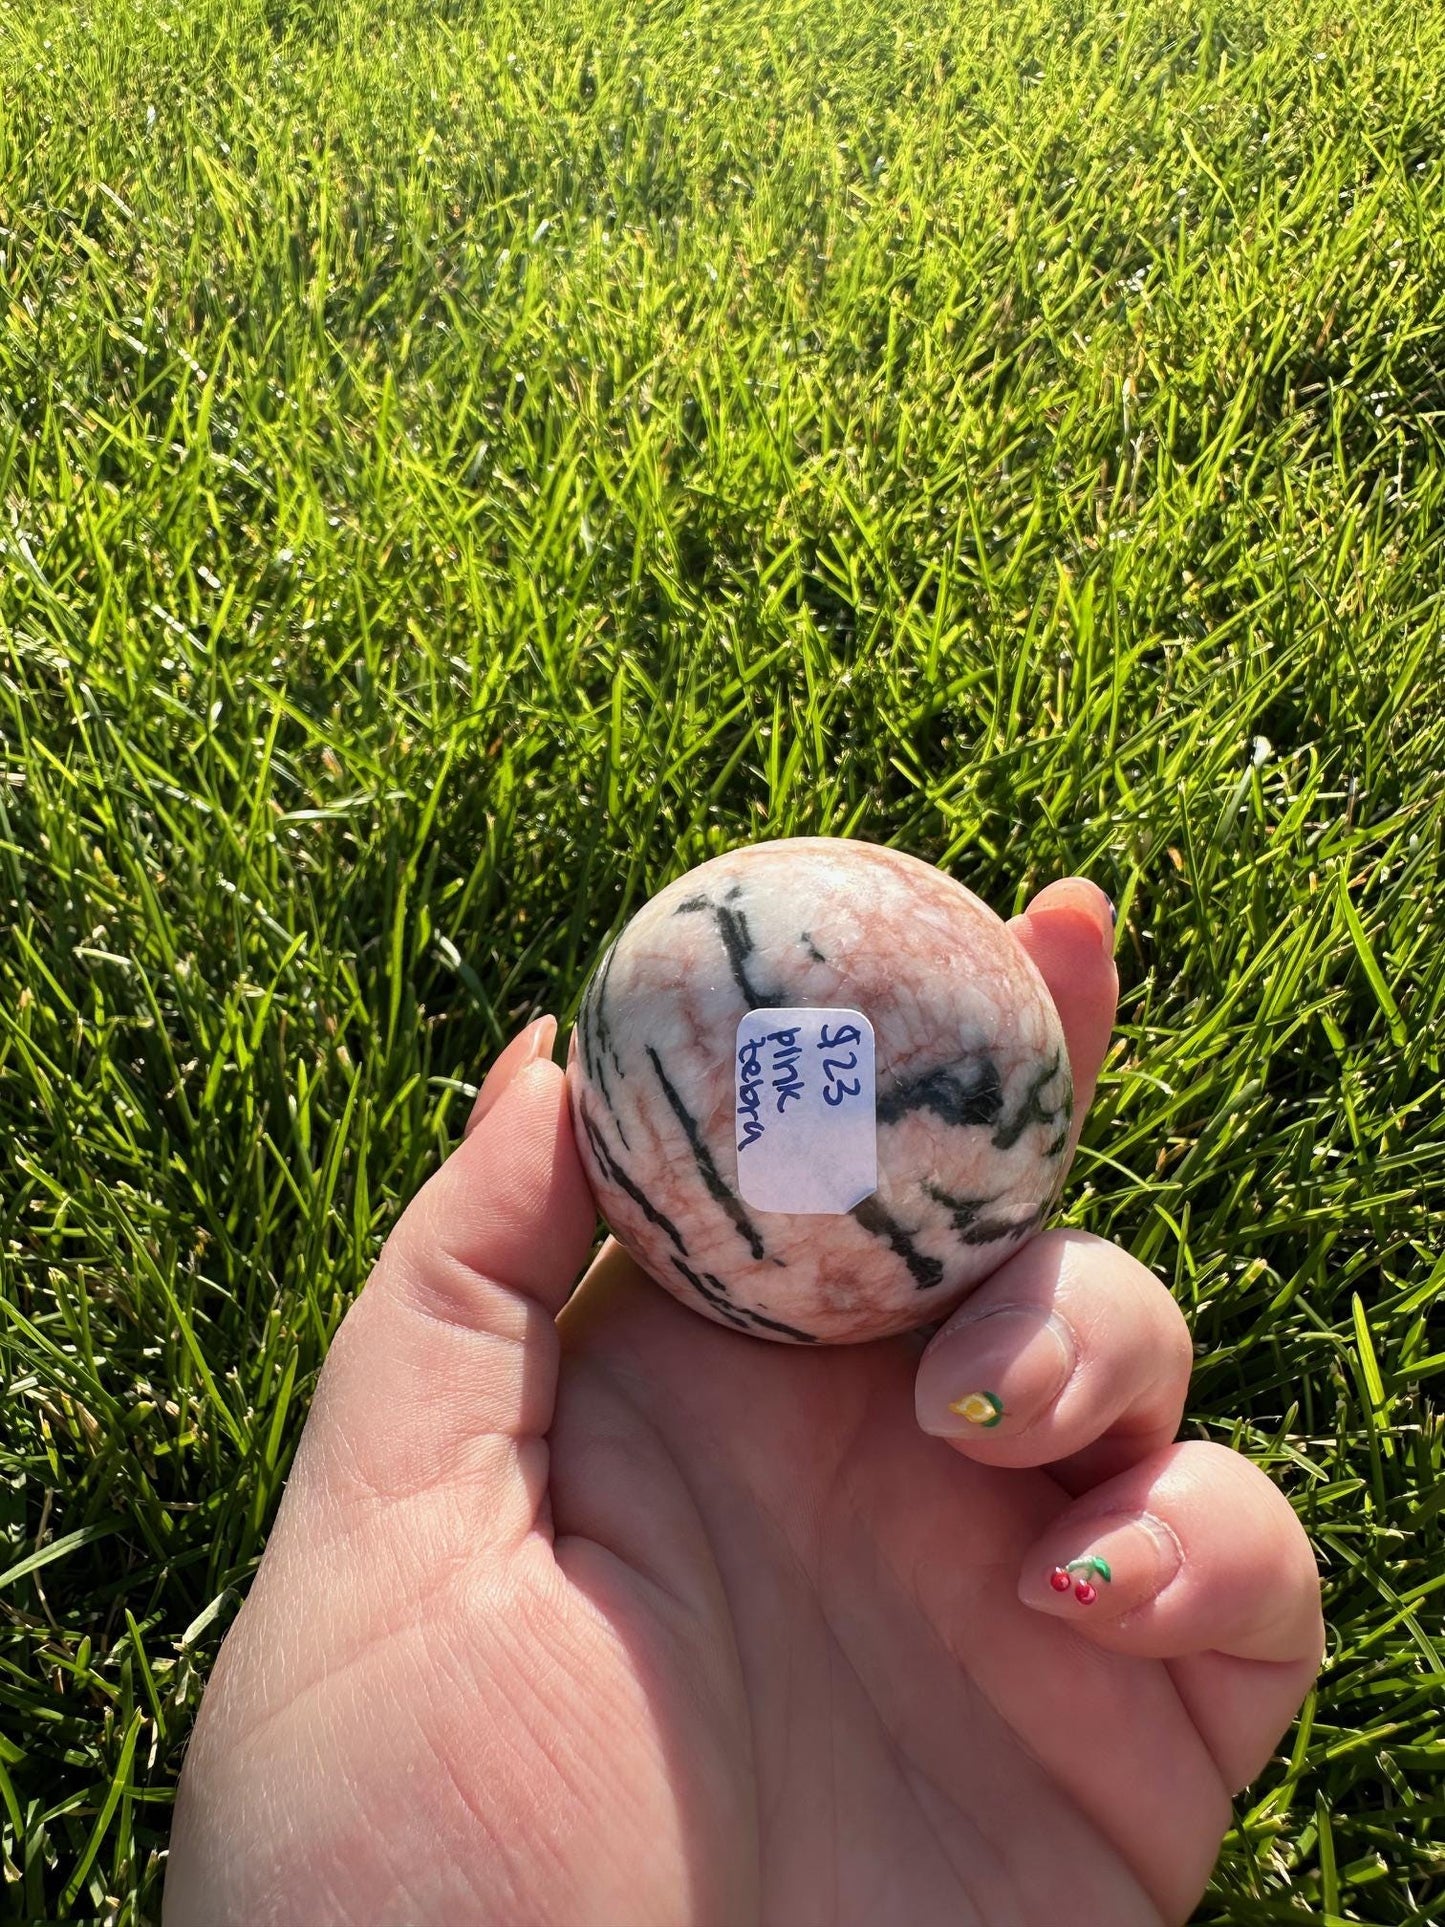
[296,1019,598,1544]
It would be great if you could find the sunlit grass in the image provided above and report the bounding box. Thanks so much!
[2,0,1444,1916]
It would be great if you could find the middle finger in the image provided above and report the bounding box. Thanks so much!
[913,1228,1194,1491]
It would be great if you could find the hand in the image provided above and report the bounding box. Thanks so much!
[164,879,1323,1927]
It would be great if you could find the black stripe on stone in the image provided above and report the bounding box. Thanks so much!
[960,1211,1042,1245]
[671,893,779,1009]
[669,1256,751,1332]
[593,936,628,1081]
[670,1256,818,1343]
[923,1183,995,1231]
[645,1045,766,1261]
[739,1305,820,1343]
[579,1105,687,1255]
[716,902,775,1008]
[801,932,827,963]
[992,1050,1071,1152]
[578,955,601,1085]
[850,1196,945,1290]
[922,1181,1039,1246]
[577,934,628,1133]
[876,1058,1004,1130]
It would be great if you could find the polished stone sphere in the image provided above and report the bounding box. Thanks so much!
[567,837,1071,1344]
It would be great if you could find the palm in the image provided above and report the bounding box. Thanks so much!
[538,1254,1219,1926]
[183,1250,1210,1927]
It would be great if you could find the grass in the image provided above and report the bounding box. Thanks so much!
[1,0,1444,1915]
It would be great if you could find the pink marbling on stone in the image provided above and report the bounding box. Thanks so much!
[566,837,1071,1344]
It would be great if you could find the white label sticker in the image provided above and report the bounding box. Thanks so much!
[733,1007,877,1215]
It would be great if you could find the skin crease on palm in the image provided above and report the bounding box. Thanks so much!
[163,877,1325,1927]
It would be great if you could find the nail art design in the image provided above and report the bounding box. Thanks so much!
[948,1389,1004,1427]
[1047,1555,1112,1604]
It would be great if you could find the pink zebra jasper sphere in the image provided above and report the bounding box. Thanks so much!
[566,838,1072,1344]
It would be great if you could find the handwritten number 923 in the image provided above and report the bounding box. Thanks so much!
[818,1022,863,1107]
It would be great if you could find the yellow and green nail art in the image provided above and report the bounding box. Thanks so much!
[948,1389,1004,1428]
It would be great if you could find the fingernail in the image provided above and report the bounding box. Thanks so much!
[466,1014,557,1136]
[1021,1512,1183,1618]
[1025,882,1115,959]
[915,1305,1076,1438]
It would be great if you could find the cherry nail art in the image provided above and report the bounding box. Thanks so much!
[1047,1556,1112,1604]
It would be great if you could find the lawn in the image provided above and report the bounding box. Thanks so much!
[2,0,1444,1916]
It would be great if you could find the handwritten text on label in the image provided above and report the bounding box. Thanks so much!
[733,1007,877,1215]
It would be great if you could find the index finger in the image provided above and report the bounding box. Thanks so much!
[1007,877,1119,1161]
